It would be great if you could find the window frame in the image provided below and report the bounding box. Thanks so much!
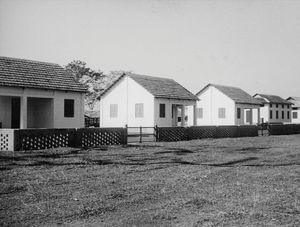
[64,99,74,118]
[135,103,144,118]
[292,112,298,119]
[197,108,203,119]
[218,107,226,119]
[237,108,241,119]
[159,103,166,118]
[110,104,118,118]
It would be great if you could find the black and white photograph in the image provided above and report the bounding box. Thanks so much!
[0,0,299,226]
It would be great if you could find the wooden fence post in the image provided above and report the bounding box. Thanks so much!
[139,126,142,143]
[123,125,128,146]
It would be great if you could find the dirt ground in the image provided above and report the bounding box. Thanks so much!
[0,135,299,226]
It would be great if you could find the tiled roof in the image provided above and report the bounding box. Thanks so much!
[287,97,300,108]
[101,73,198,101]
[197,84,262,105]
[0,56,86,92]
[129,74,198,100]
[254,94,291,105]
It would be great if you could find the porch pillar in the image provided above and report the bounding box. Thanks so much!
[20,96,27,129]
[193,104,197,126]
[181,105,185,127]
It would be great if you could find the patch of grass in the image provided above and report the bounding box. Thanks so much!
[0,135,299,226]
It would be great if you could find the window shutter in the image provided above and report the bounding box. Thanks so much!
[218,108,226,118]
[135,103,144,118]
[197,108,203,118]
[110,104,118,118]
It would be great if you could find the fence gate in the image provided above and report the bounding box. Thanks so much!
[126,125,157,143]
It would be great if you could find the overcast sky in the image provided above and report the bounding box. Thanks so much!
[1,0,299,97]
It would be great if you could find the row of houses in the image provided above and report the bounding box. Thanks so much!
[0,56,299,129]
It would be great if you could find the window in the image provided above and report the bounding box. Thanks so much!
[218,108,226,118]
[292,107,297,110]
[293,112,298,119]
[159,104,166,118]
[282,104,284,108]
[276,104,278,108]
[64,99,74,117]
[287,111,290,119]
[270,104,272,108]
[237,108,241,119]
[276,110,279,119]
[197,108,203,119]
[135,103,144,118]
[110,104,118,118]
[282,111,284,119]
[270,110,273,119]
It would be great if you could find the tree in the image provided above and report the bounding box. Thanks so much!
[65,60,131,111]
[65,60,105,110]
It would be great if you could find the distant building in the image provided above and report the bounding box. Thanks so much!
[253,94,292,124]
[0,56,86,129]
[286,97,300,123]
[99,73,198,127]
[188,84,262,126]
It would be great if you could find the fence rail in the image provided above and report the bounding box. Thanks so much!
[1,124,299,151]
[156,125,259,142]
[126,126,156,143]
[268,124,300,135]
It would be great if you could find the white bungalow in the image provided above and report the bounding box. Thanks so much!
[0,56,86,129]
[253,94,292,124]
[286,97,300,123]
[188,84,262,126]
[99,73,198,127]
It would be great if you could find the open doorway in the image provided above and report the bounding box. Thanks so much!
[11,97,20,128]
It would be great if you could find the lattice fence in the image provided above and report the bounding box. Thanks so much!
[269,124,300,135]
[216,126,239,138]
[15,129,76,151]
[156,127,187,142]
[77,128,126,147]
[157,125,259,142]
[188,126,217,139]
[238,125,258,137]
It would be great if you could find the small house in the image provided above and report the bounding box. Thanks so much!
[0,56,86,129]
[99,73,198,127]
[253,94,292,124]
[286,97,300,123]
[189,84,262,126]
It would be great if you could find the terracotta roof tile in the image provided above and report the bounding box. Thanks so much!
[197,84,262,105]
[254,94,291,105]
[101,73,198,101]
[0,56,86,92]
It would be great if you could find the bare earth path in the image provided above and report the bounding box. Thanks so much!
[1,135,299,226]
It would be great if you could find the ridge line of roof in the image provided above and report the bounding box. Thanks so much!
[0,56,61,67]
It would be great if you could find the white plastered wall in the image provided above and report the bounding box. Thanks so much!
[154,98,195,127]
[195,86,235,125]
[0,86,85,129]
[235,103,261,125]
[291,108,300,123]
[100,76,155,127]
